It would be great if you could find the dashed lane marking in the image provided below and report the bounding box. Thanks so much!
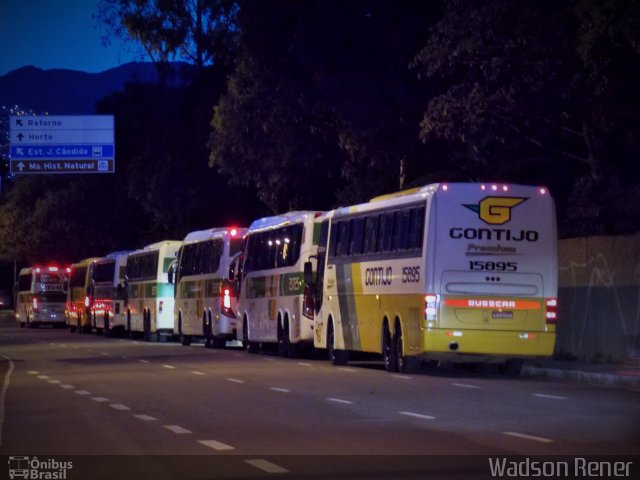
[91,397,110,403]
[134,414,157,422]
[74,390,91,395]
[36,375,50,380]
[226,378,245,384]
[162,365,176,369]
[110,404,131,411]
[191,371,206,376]
[163,425,192,434]
[533,393,567,400]
[327,397,353,405]
[503,431,554,443]
[452,383,481,389]
[198,440,234,451]
[245,459,289,473]
[399,411,435,420]
[270,387,289,393]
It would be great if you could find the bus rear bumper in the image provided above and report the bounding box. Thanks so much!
[420,328,555,362]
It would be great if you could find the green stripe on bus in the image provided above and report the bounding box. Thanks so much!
[336,263,361,351]
[245,272,305,299]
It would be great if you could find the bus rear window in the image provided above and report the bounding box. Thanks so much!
[69,267,87,287]
[38,292,67,303]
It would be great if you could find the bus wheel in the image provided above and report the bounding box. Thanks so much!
[328,321,348,366]
[179,316,191,346]
[383,322,395,372]
[244,318,259,354]
[204,313,213,349]
[285,320,299,358]
[127,312,133,339]
[278,318,289,358]
[143,311,151,342]
[499,359,523,377]
[394,324,416,374]
[103,315,110,337]
[19,322,25,328]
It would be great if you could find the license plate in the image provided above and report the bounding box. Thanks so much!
[492,311,513,319]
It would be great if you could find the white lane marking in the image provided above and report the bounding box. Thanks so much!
[87,349,93,352]
[163,425,192,434]
[49,343,56,345]
[91,397,110,403]
[191,371,206,376]
[452,383,481,389]
[338,368,357,373]
[162,365,176,369]
[138,360,150,364]
[503,431,554,443]
[37,375,50,380]
[327,397,353,405]
[298,362,312,366]
[75,390,91,395]
[26,371,39,375]
[73,346,79,350]
[60,384,74,389]
[262,358,275,362]
[533,393,567,400]
[134,414,157,422]
[392,374,412,380]
[399,411,436,420]
[121,356,128,359]
[110,404,131,411]
[270,387,289,393]
[198,439,234,451]
[0,355,15,446]
[245,459,289,474]
[101,352,110,356]
[47,380,61,384]
[226,378,244,384]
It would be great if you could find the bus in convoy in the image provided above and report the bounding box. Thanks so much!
[66,258,101,333]
[15,266,69,328]
[89,251,131,336]
[172,227,247,347]
[237,211,323,357]
[303,183,558,375]
[125,240,181,341]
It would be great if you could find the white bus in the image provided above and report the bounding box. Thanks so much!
[89,251,130,336]
[125,240,181,341]
[304,183,558,374]
[237,211,323,357]
[15,266,69,328]
[172,227,246,347]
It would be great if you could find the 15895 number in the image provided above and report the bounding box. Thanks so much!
[469,261,517,272]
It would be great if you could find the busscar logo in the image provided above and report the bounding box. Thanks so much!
[463,196,527,225]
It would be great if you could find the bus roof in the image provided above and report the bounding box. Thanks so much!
[70,257,102,268]
[248,211,323,232]
[182,227,247,244]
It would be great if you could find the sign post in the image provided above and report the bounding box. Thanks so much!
[9,115,115,174]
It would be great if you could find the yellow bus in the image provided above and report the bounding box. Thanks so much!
[66,257,101,333]
[172,227,246,347]
[237,211,323,357]
[304,183,558,374]
[15,265,69,328]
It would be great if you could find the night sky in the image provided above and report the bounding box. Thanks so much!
[0,0,142,75]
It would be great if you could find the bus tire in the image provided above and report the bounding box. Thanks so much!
[394,322,417,374]
[103,314,111,337]
[127,311,133,339]
[284,319,299,359]
[179,316,191,346]
[383,321,395,372]
[19,322,26,328]
[203,313,212,349]
[328,321,348,366]
[277,317,287,357]
[143,310,151,342]
[244,317,259,353]
[499,359,523,377]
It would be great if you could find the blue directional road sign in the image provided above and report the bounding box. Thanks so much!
[9,115,115,174]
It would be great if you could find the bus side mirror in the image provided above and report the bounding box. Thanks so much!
[303,261,313,285]
[168,269,174,284]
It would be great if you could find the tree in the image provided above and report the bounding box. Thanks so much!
[210,0,441,212]
[411,0,640,236]
[96,0,240,69]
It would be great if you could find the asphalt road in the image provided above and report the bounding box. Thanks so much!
[0,311,638,479]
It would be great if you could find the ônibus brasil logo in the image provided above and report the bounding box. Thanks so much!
[463,196,527,225]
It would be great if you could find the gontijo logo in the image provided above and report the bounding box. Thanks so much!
[463,197,527,225]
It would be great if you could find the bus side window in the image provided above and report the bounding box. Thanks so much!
[349,218,365,256]
[378,212,393,252]
[363,215,378,254]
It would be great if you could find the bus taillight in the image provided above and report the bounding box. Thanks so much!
[221,287,234,318]
[425,294,439,323]
[32,297,39,312]
[84,296,90,308]
[545,298,558,324]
